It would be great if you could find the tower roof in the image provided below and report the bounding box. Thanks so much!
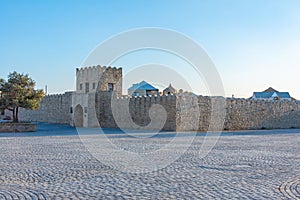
[163,83,177,94]
[263,87,279,93]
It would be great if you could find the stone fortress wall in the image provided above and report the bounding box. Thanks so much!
[224,97,300,130]
[17,90,300,131]
[96,93,300,131]
[96,92,177,131]
[17,65,300,131]
[18,92,73,125]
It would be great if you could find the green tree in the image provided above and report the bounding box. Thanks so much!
[0,71,45,122]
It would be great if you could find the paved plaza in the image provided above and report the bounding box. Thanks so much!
[0,123,299,199]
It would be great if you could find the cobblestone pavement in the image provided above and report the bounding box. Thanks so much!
[0,123,299,199]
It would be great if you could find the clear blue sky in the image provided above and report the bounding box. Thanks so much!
[1,0,300,98]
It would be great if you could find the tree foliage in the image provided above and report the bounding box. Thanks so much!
[0,71,45,122]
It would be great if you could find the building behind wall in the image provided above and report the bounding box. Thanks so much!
[128,81,159,97]
[250,87,292,100]
[163,84,177,95]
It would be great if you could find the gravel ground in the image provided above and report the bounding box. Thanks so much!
[0,123,299,199]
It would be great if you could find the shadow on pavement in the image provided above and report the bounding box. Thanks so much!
[0,122,299,138]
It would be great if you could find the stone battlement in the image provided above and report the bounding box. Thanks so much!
[116,93,176,100]
[76,65,122,74]
[45,92,73,98]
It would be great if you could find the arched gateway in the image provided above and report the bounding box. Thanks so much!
[74,104,84,127]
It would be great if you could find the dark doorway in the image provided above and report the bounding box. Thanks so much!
[74,104,84,127]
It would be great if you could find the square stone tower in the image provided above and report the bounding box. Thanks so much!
[76,65,122,97]
[72,65,122,127]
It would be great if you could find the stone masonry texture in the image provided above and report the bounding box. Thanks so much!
[19,93,300,131]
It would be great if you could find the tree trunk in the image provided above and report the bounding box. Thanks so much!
[12,107,18,123]
[15,106,19,123]
[12,107,16,122]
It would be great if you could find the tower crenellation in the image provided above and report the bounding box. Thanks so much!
[75,65,122,97]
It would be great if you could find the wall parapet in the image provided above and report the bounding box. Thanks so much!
[76,65,122,74]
